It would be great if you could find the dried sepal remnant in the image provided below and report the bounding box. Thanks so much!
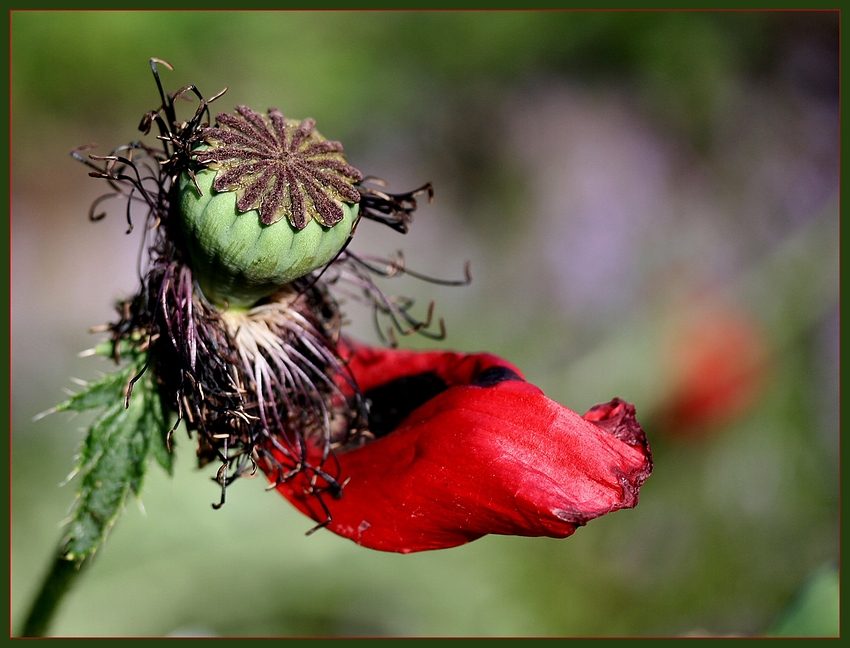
[198,106,363,229]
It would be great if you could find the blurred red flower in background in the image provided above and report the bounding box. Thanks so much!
[261,343,653,553]
[658,297,770,439]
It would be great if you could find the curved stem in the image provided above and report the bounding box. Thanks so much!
[19,552,87,637]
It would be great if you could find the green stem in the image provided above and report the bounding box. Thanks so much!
[19,551,87,637]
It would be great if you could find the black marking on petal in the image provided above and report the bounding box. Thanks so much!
[364,371,449,438]
[473,366,523,387]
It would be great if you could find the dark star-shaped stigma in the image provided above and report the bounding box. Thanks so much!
[196,105,362,229]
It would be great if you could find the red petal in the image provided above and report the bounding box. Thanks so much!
[262,344,652,553]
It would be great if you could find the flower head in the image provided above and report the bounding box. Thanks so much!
[72,58,652,552]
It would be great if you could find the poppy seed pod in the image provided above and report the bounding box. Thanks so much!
[178,167,357,308]
[179,107,363,309]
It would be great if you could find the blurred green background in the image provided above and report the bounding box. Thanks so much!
[11,10,839,637]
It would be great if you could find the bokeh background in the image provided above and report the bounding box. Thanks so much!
[11,10,839,637]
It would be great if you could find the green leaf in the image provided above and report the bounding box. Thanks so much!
[55,346,174,562]
[45,339,146,416]
[54,366,134,414]
[767,565,840,637]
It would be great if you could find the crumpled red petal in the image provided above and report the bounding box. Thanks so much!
[261,344,653,553]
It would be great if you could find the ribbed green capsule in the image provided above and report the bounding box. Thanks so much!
[176,107,363,309]
[178,168,357,309]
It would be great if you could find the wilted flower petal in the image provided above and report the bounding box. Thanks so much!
[262,344,653,553]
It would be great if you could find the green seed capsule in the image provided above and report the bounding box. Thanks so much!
[177,106,363,309]
[178,168,357,309]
